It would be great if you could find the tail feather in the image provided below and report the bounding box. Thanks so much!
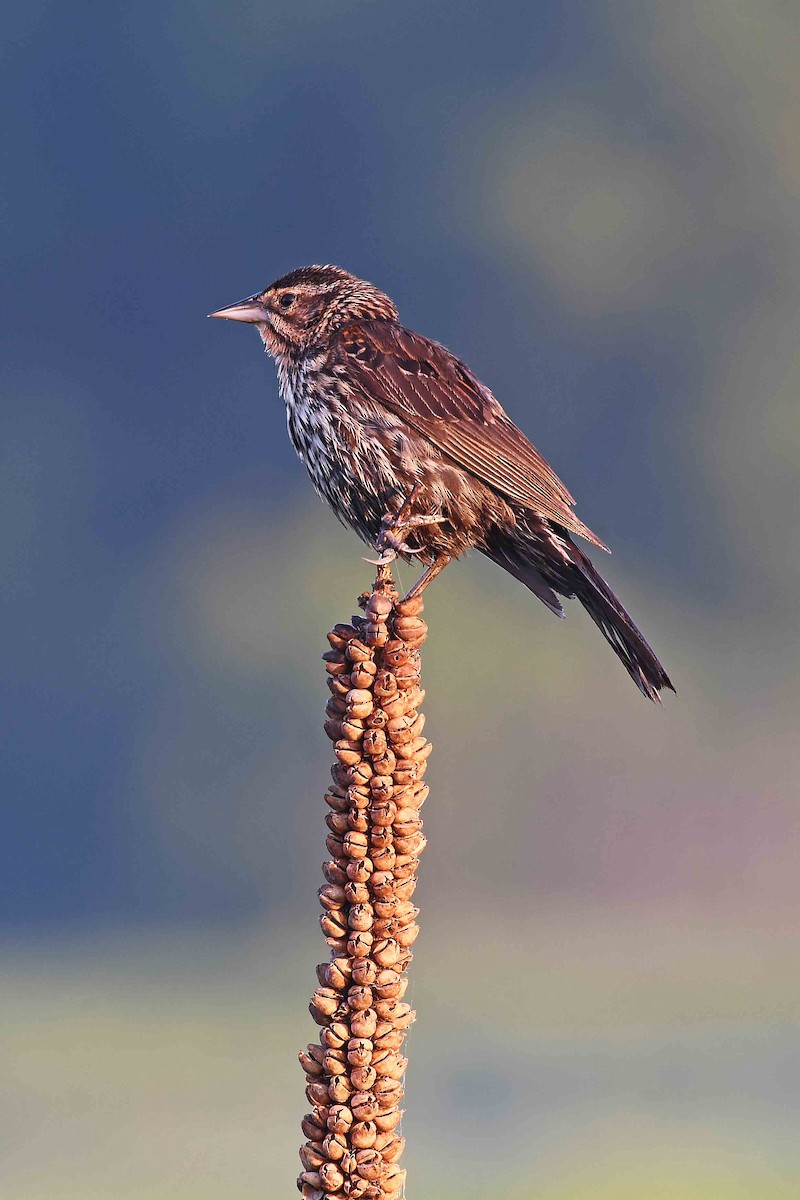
[571,550,674,703]
[483,527,674,703]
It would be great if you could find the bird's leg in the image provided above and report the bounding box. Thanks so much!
[401,554,452,601]
[365,483,445,565]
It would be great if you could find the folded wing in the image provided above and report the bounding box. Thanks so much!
[331,319,608,550]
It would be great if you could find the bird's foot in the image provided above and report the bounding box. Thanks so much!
[363,528,422,566]
[374,487,445,560]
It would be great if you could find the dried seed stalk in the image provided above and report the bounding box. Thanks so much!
[298,573,429,1200]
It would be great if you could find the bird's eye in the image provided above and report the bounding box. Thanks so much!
[279,293,295,308]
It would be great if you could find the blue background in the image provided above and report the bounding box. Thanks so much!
[3,3,799,1196]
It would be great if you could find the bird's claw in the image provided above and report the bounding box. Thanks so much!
[363,549,399,566]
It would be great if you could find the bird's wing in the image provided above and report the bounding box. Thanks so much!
[331,320,608,550]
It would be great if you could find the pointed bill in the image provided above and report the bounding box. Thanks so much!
[208,296,269,323]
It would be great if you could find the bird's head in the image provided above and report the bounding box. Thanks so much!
[210,265,398,358]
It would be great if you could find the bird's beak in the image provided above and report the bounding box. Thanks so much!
[208,295,270,323]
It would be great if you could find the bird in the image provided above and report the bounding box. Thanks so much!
[211,264,674,702]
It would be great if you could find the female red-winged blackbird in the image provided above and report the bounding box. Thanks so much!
[211,265,673,702]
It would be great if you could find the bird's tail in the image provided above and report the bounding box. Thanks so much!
[483,532,675,703]
[569,547,674,702]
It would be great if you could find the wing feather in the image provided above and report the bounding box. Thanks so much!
[332,320,608,550]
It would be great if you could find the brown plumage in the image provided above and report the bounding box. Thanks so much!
[211,265,674,702]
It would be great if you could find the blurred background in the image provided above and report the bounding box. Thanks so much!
[3,1,800,1196]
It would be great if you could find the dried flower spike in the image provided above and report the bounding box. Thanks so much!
[298,571,428,1197]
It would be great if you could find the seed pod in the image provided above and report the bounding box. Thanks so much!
[331,623,357,642]
[299,1141,327,1170]
[318,1161,345,1192]
[366,707,388,730]
[347,905,374,933]
[350,1091,380,1122]
[393,832,425,856]
[393,660,419,690]
[393,876,418,901]
[375,1132,405,1162]
[349,1120,377,1149]
[334,740,362,766]
[306,1080,331,1106]
[395,923,420,948]
[343,831,368,860]
[310,987,340,1020]
[349,1007,378,1039]
[375,1079,404,1112]
[362,728,387,758]
[346,1038,373,1067]
[300,1052,324,1080]
[372,1051,407,1081]
[369,800,396,827]
[379,700,406,723]
[345,638,373,663]
[322,860,348,886]
[394,735,425,762]
[407,712,426,738]
[325,696,348,719]
[391,764,419,788]
[323,718,343,742]
[324,791,349,814]
[322,1048,346,1074]
[363,620,389,646]
[382,1163,406,1195]
[319,912,348,941]
[322,1131,347,1161]
[346,858,373,883]
[365,592,393,619]
[346,686,373,709]
[344,880,370,905]
[374,997,408,1021]
[300,1168,323,1191]
[350,665,376,690]
[339,1150,358,1177]
[321,1022,349,1050]
[347,931,374,958]
[372,895,399,920]
[326,1105,353,1135]
[354,1147,386,1182]
[347,808,369,834]
[347,784,371,809]
[392,857,418,882]
[350,1064,377,1092]
[373,970,405,1000]
[373,1107,403,1133]
[368,773,393,798]
[371,749,397,777]
[373,1026,406,1052]
[348,761,373,786]
[373,670,397,698]
[328,1075,352,1104]
[302,1112,327,1141]
[382,641,412,669]
[371,938,401,967]
[325,832,345,857]
[341,718,366,742]
[350,958,377,985]
[369,827,393,854]
[394,614,427,639]
[369,846,396,872]
[347,984,373,1011]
